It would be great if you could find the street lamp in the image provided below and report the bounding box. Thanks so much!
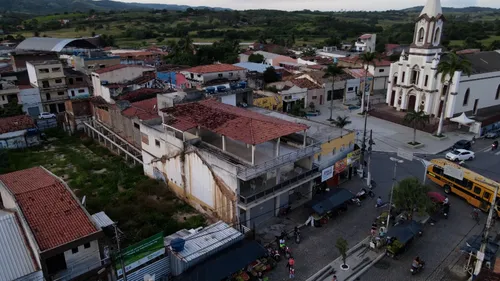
[386,157,404,230]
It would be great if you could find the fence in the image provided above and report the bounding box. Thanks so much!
[36,118,58,130]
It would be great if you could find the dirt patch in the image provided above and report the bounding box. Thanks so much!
[174,212,199,223]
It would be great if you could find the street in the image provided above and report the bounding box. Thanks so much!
[261,147,500,281]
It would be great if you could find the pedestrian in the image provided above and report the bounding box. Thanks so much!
[289,267,295,279]
[332,275,338,281]
[286,257,295,269]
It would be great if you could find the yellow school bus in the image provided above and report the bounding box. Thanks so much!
[426,158,500,215]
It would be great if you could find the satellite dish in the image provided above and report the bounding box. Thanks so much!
[81,196,86,206]
[144,274,155,281]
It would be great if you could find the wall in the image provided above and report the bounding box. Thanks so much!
[315,131,355,169]
[0,130,39,149]
[67,87,90,99]
[63,240,100,271]
[344,79,360,104]
[182,70,247,85]
[253,95,283,111]
[26,63,38,86]
[96,66,151,84]
[307,88,325,107]
[19,87,42,117]
[450,72,500,116]
[249,197,275,227]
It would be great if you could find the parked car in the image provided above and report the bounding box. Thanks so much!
[38,112,56,119]
[485,130,500,139]
[445,149,475,161]
[452,140,472,150]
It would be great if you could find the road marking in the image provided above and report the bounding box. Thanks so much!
[495,151,500,156]
[481,147,492,152]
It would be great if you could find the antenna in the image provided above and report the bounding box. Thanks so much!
[81,195,86,206]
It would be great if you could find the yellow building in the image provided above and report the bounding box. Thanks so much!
[253,94,283,111]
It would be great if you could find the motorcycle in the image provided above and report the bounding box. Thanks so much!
[273,249,281,262]
[492,141,498,151]
[410,261,425,275]
[294,228,301,244]
[284,246,292,259]
[442,203,450,219]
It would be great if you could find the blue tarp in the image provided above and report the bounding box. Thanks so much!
[179,240,267,281]
[460,235,499,262]
[386,220,422,245]
[305,188,354,216]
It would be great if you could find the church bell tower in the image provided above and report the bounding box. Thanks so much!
[411,0,445,53]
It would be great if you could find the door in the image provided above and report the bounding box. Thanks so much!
[390,91,396,106]
[319,95,323,105]
[473,99,479,115]
[27,107,40,117]
[407,95,416,112]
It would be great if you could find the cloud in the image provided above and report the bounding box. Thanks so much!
[118,0,500,10]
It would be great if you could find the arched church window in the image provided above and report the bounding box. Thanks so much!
[418,28,425,43]
[410,66,420,85]
[433,27,441,44]
[463,88,470,106]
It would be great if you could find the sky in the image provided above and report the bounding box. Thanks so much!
[118,0,500,11]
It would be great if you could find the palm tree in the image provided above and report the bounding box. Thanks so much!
[403,109,430,145]
[356,52,379,113]
[323,63,344,121]
[331,116,352,138]
[435,52,472,136]
[178,34,195,54]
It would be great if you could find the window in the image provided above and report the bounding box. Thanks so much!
[496,85,500,100]
[463,88,470,106]
[141,133,149,145]
[432,166,443,175]
[39,68,49,73]
[401,72,405,83]
[348,87,354,91]
[55,79,62,84]
[424,75,429,87]
[134,123,140,129]
[68,78,74,84]
[378,69,385,73]
[312,96,317,100]
[229,72,233,77]
[474,186,482,195]
[72,247,79,254]
[484,191,491,201]
[76,77,83,82]
[51,67,61,72]
[57,91,64,96]
[410,67,419,85]
[42,81,49,88]
[78,89,85,93]
[417,27,425,42]
[218,73,223,78]
[332,148,336,155]
[393,75,398,84]
[155,139,160,147]
[317,154,321,162]
[71,90,75,96]
[84,243,91,249]
[1,96,4,101]
[433,28,441,44]
[45,93,51,100]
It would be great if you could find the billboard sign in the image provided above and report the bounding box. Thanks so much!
[116,232,165,277]
[321,166,334,182]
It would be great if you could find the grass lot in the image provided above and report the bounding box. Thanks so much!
[449,35,500,48]
[0,129,205,246]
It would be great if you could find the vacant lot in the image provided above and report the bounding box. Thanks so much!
[0,129,205,246]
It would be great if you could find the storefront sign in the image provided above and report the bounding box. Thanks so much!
[115,232,165,277]
[321,166,334,182]
[347,150,361,165]
[335,158,348,174]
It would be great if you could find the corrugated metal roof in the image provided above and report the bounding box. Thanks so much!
[92,211,114,228]
[0,210,38,281]
[233,62,283,73]
[16,37,96,52]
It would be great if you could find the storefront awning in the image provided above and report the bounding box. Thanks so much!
[179,240,267,281]
[450,113,475,125]
[305,188,354,216]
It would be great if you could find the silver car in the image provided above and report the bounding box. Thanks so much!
[486,130,500,139]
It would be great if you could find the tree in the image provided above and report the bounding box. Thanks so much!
[403,109,430,145]
[301,47,316,57]
[0,99,23,117]
[356,52,379,113]
[248,53,265,63]
[335,237,349,269]
[263,66,279,83]
[323,63,344,120]
[436,52,472,136]
[392,177,432,219]
[331,116,352,138]
[489,40,500,51]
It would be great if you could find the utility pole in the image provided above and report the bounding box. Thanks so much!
[366,129,373,187]
[114,224,127,281]
[359,110,369,178]
[472,180,499,280]
[386,157,404,230]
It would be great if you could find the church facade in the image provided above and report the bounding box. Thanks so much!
[385,0,500,127]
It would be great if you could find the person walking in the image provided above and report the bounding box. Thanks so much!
[289,267,295,279]
[286,256,295,269]
[332,275,338,281]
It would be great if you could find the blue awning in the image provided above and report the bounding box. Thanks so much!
[386,220,422,245]
[305,188,354,216]
[179,240,267,281]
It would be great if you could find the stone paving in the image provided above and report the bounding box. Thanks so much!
[309,101,474,154]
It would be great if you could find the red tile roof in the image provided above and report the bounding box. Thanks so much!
[292,78,321,89]
[0,115,35,134]
[373,60,392,67]
[117,88,162,102]
[122,97,159,120]
[385,44,400,52]
[0,167,100,251]
[162,99,308,145]
[359,34,372,40]
[345,68,373,78]
[93,64,129,74]
[184,64,246,74]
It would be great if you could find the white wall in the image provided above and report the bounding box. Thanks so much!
[221,94,236,106]
[63,240,100,270]
[19,88,42,115]
[297,58,318,66]
[96,67,152,84]
[26,63,38,87]
[450,71,500,116]
[182,70,247,84]
[67,87,90,99]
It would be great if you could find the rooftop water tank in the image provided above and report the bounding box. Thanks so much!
[171,238,185,252]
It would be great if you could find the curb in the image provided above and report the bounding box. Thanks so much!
[347,252,385,281]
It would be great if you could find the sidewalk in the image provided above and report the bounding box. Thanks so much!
[310,101,473,155]
[306,237,385,281]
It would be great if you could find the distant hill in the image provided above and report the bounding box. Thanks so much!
[0,0,230,15]
[402,6,499,13]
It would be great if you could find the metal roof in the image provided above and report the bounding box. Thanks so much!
[0,210,39,281]
[92,211,114,228]
[233,62,283,73]
[170,221,243,262]
[16,37,97,52]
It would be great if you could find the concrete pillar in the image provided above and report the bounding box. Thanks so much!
[308,181,314,200]
[415,92,423,112]
[246,208,252,228]
[386,83,393,104]
[275,138,280,157]
[303,130,307,148]
[251,145,256,165]
[424,93,433,114]
[275,195,281,216]
[400,90,408,111]
[222,135,226,151]
[394,90,401,110]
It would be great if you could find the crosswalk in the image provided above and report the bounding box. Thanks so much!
[478,146,500,155]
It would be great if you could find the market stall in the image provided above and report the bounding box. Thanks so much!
[178,240,269,281]
[386,220,423,258]
[305,188,355,225]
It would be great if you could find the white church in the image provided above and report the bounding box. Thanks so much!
[385,0,500,133]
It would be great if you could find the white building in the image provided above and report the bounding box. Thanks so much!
[355,34,376,53]
[0,166,107,281]
[26,60,68,113]
[365,60,391,93]
[180,64,247,87]
[18,85,43,117]
[386,0,500,134]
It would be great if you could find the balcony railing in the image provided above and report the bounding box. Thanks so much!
[236,144,321,181]
[40,84,67,91]
[239,165,320,205]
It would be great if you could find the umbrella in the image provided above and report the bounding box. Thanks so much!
[428,192,446,203]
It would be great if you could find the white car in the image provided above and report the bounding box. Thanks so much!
[38,112,56,119]
[445,149,475,162]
